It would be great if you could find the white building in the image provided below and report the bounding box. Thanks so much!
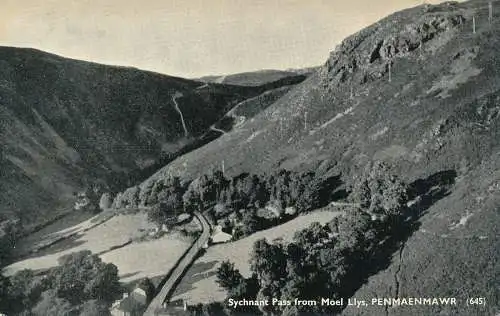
[110,287,148,316]
[210,225,232,244]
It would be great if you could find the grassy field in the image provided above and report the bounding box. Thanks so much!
[12,210,98,258]
[171,207,343,305]
[3,212,191,285]
[101,233,191,284]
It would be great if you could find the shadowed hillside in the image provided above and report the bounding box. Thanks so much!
[124,1,499,314]
[198,68,317,87]
[0,47,309,231]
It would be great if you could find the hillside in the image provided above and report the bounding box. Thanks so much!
[198,68,316,86]
[126,1,499,315]
[202,86,295,138]
[0,47,308,231]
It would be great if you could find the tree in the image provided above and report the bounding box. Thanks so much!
[213,203,229,218]
[202,302,228,316]
[336,212,373,252]
[293,222,328,250]
[137,277,156,303]
[231,226,245,240]
[120,186,140,209]
[0,274,10,313]
[80,182,106,213]
[295,179,321,213]
[50,250,122,305]
[185,174,218,206]
[31,290,77,316]
[140,180,155,206]
[1,252,121,316]
[238,174,268,208]
[378,174,408,216]
[0,219,21,267]
[241,210,261,236]
[146,179,163,205]
[188,302,229,316]
[80,299,111,316]
[350,177,371,208]
[215,261,244,293]
[5,269,43,313]
[211,169,229,202]
[219,187,233,207]
[147,196,182,227]
[249,239,287,308]
[183,184,201,212]
[83,262,122,303]
[350,161,408,215]
[157,177,183,203]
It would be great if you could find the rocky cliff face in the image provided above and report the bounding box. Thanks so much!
[320,3,467,85]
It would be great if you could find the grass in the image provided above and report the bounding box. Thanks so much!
[170,207,344,305]
[3,212,189,284]
[101,233,191,284]
[12,210,97,258]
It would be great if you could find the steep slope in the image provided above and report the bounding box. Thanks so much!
[129,1,499,314]
[0,47,306,231]
[142,1,495,181]
[202,85,294,138]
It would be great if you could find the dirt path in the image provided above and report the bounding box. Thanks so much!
[209,125,226,135]
[172,92,189,137]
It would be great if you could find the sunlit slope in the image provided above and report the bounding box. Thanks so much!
[134,1,499,314]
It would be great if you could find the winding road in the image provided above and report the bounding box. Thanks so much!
[209,125,227,135]
[143,211,211,316]
[172,92,189,138]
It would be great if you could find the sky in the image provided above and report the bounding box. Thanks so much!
[1,0,456,78]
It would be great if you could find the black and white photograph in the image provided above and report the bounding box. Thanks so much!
[0,0,498,315]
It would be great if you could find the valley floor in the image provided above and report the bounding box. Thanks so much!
[171,206,346,305]
[3,211,192,285]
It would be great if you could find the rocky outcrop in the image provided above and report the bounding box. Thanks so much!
[320,3,466,85]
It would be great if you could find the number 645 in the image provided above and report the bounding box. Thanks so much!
[468,298,485,305]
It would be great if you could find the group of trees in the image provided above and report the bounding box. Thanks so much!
[73,181,110,214]
[0,219,21,268]
[147,177,185,227]
[113,167,330,238]
[0,250,122,316]
[244,211,386,315]
[216,170,319,213]
[349,161,408,217]
[194,169,329,239]
[188,261,259,316]
[216,260,259,308]
[204,162,410,316]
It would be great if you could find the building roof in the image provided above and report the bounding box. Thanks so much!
[131,288,148,305]
[211,226,232,243]
[116,296,143,313]
[112,287,148,313]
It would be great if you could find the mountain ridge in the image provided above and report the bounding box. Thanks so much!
[117,1,499,314]
[197,67,318,86]
[0,46,309,231]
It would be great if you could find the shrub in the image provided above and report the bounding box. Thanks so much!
[215,261,244,293]
[350,161,408,215]
[147,197,182,227]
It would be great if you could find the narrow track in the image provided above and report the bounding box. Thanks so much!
[143,211,211,316]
